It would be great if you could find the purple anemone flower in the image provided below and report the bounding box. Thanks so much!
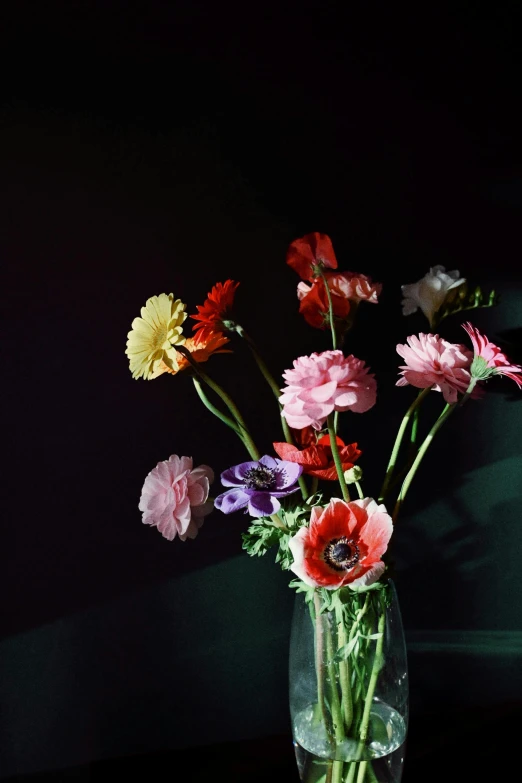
[214,455,303,517]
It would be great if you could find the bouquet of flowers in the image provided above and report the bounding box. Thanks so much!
[125,233,521,783]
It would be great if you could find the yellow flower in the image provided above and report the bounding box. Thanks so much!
[126,293,187,380]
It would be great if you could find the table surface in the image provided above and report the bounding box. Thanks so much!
[2,704,519,782]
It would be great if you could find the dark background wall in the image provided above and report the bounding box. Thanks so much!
[2,2,522,779]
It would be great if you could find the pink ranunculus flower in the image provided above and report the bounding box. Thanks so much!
[462,321,522,388]
[396,333,473,403]
[139,455,214,541]
[279,350,377,430]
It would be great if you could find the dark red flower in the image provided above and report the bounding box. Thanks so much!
[297,276,351,329]
[297,271,382,330]
[191,280,240,338]
[273,434,361,481]
[286,232,338,281]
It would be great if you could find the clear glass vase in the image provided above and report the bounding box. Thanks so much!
[289,580,408,783]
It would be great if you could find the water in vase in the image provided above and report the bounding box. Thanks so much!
[292,698,407,783]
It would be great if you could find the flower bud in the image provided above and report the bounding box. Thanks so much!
[344,465,363,484]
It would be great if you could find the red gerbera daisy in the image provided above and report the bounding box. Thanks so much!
[160,329,232,375]
[191,280,240,338]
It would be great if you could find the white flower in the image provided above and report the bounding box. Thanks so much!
[401,265,465,326]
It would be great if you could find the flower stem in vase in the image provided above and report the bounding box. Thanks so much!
[327,415,351,501]
[313,592,335,746]
[378,387,431,503]
[176,345,261,461]
[335,604,353,733]
[234,324,310,500]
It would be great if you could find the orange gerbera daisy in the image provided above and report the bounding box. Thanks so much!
[159,330,232,376]
[191,280,240,338]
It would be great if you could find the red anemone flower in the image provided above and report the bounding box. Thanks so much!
[286,232,338,281]
[191,280,240,338]
[273,434,361,480]
[289,498,393,590]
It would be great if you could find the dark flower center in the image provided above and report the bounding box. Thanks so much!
[244,465,277,491]
[324,537,360,571]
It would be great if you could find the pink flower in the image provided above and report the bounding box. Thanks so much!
[396,333,473,403]
[279,350,377,430]
[296,272,382,329]
[288,498,393,590]
[139,455,214,541]
[462,322,522,388]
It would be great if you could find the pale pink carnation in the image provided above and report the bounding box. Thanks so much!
[396,333,473,403]
[139,455,214,541]
[279,350,377,430]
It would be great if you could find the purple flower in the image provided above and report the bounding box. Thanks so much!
[214,455,303,517]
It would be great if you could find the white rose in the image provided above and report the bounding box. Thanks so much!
[401,265,465,326]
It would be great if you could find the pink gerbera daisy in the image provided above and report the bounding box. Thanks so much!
[462,322,522,388]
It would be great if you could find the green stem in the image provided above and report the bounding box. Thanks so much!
[378,387,431,503]
[354,481,364,500]
[390,377,476,520]
[175,346,260,461]
[410,406,420,449]
[345,762,357,783]
[358,609,385,745]
[192,378,242,436]
[392,401,456,523]
[336,604,353,733]
[324,617,345,745]
[234,325,309,501]
[319,268,337,350]
[327,415,350,501]
[313,592,334,747]
[332,760,345,783]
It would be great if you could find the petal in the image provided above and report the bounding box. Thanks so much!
[348,562,386,589]
[259,455,278,469]
[214,489,250,514]
[275,461,303,488]
[247,492,281,517]
[220,461,258,486]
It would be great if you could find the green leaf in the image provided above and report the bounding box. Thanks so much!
[241,519,283,558]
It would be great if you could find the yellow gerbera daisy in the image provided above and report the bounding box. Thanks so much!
[126,293,187,380]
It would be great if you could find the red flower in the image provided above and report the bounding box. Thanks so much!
[297,275,351,329]
[286,232,338,281]
[160,329,232,375]
[273,434,361,480]
[191,280,240,338]
[289,498,393,590]
[297,271,381,330]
